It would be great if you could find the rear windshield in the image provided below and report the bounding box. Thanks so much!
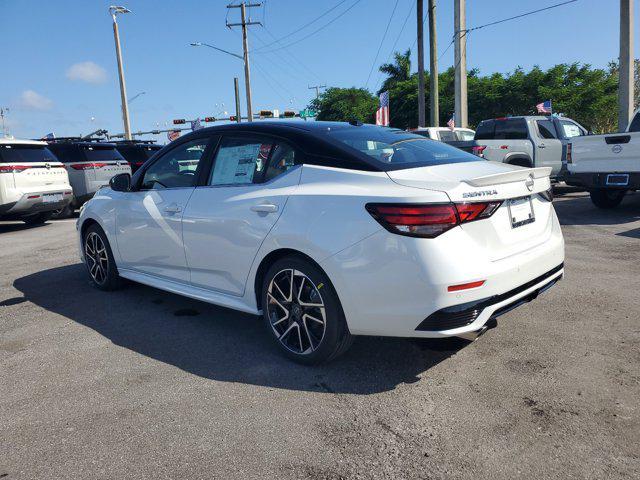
[82,145,125,162]
[0,144,58,163]
[326,127,482,170]
[117,146,160,163]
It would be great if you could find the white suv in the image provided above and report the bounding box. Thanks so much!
[0,138,72,224]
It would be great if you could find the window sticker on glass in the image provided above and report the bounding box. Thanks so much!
[211,142,273,185]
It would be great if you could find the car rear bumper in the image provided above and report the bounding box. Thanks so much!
[0,190,72,218]
[321,209,564,338]
[565,171,640,190]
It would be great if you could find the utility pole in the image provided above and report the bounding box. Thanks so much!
[454,0,468,128]
[417,0,426,127]
[234,77,242,123]
[428,0,439,126]
[619,0,634,131]
[0,107,8,137]
[109,6,133,140]
[308,84,326,99]
[227,2,262,122]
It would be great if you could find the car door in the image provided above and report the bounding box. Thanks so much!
[114,135,214,282]
[534,119,563,174]
[182,134,302,295]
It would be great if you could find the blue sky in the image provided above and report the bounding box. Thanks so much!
[1,0,636,141]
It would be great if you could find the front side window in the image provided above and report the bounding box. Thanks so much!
[437,130,457,142]
[209,137,276,186]
[141,138,208,189]
[325,127,481,168]
[457,130,475,141]
[559,120,583,138]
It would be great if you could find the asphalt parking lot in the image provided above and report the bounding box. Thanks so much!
[1,190,639,479]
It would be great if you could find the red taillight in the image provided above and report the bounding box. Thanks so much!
[70,162,108,170]
[471,145,486,157]
[448,280,485,292]
[366,201,502,238]
[0,164,32,173]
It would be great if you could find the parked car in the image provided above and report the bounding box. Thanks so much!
[471,116,588,179]
[0,138,73,224]
[78,121,564,364]
[46,139,132,217]
[564,108,640,208]
[409,126,476,149]
[113,140,162,173]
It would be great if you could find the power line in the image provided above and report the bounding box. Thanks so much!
[253,0,350,52]
[373,0,414,93]
[261,25,323,82]
[256,0,363,54]
[462,0,578,34]
[365,0,400,89]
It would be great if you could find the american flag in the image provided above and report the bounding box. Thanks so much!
[447,116,455,131]
[191,118,203,131]
[376,91,390,126]
[536,100,552,114]
[167,130,181,142]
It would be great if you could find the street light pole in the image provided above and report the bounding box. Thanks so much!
[109,5,132,140]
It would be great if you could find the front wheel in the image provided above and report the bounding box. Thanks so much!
[262,256,353,364]
[590,189,626,209]
[83,224,122,290]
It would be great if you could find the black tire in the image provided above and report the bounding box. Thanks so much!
[261,256,352,365]
[590,189,626,209]
[22,212,52,225]
[51,202,75,219]
[83,224,122,291]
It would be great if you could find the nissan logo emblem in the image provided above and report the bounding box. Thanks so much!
[44,163,51,169]
[525,174,535,191]
[612,144,623,154]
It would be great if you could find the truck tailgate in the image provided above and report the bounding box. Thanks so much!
[570,133,640,173]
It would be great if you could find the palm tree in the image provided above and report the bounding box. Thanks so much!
[378,49,412,94]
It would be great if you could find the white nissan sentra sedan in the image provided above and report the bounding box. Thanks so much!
[77,121,564,363]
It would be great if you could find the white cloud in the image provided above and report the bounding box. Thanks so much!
[66,61,107,84]
[19,90,53,111]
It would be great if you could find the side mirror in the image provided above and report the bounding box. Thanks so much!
[110,173,131,192]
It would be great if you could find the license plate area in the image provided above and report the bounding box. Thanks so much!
[605,173,629,186]
[508,196,535,228]
[42,193,63,203]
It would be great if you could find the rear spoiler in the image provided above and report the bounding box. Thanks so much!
[463,167,551,187]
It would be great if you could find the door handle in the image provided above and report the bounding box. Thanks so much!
[164,204,183,213]
[250,203,279,213]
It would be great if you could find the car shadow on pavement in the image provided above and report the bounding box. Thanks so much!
[0,221,52,234]
[554,191,640,226]
[14,264,470,395]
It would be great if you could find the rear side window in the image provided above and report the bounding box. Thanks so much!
[536,120,558,139]
[47,144,79,163]
[474,120,495,140]
[325,127,481,169]
[458,130,475,141]
[0,145,57,163]
[494,119,528,139]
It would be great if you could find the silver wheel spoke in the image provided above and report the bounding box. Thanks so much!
[268,268,327,356]
[85,232,109,285]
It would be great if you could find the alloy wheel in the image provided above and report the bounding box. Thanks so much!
[267,269,327,355]
[85,232,109,285]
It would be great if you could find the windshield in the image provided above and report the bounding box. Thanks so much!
[325,127,481,169]
[0,145,58,163]
[82,146,125,162]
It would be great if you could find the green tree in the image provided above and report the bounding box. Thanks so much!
[378,49,412,93]
[310,87,378,123]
